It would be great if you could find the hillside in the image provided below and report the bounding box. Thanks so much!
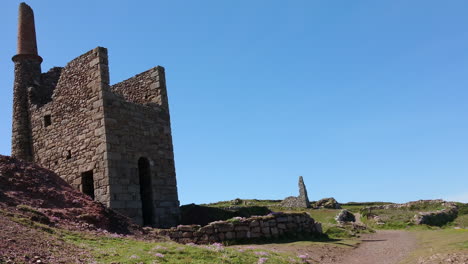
[0,155,143,263]
[0,155,466,263]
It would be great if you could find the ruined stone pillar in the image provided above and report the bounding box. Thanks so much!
[11,3,42,161]
[298,176,311,208]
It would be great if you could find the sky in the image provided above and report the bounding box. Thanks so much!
[0,1,467,205]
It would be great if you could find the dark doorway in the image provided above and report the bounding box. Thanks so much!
[81,170,95,200]
[138,157,154,226]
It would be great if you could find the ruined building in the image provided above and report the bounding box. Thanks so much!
[281,176,311,208]
[11,3,180,227]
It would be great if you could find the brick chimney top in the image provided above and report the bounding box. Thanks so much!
[17,2,38,55]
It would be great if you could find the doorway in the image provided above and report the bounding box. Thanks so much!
[138,157,154,226]
[81,170,95,200]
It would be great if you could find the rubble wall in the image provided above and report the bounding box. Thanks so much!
[157,212,322,244]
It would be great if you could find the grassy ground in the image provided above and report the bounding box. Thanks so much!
[453,215,468,228]
[401,229,468,264]
[359,201,468,230]
[63,231,306,264]
[362,208,420,229]
[341,202,393,213]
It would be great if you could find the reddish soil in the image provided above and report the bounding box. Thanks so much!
[0,155,140,233]
[0,215,92,263]
[0,155,144,263]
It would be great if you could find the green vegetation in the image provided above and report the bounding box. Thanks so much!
[341,202,392,213]
[62,232,306,264]
[407,201,446,211]
[456,202,468,215]
[203,199,468,234]
[452,203,468,228]
[361,208,417,229]
[401,229,468,264]
[2,208,55,234]
[325,226,354,239]
[453,215,468,228]
[203,199,282,208]
[1,208,311,263]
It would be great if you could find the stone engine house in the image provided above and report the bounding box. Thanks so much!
[11,3,180,228]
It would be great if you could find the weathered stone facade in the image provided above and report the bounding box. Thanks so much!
[157,212,322,244]
[10,3,179,227]
[281,176,311,208]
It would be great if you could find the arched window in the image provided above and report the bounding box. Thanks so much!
[138,157,154,226]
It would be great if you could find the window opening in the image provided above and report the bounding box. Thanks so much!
[44,115,52,127]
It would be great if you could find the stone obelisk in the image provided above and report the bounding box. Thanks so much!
[11,2,42,161]
[298,176,311,208]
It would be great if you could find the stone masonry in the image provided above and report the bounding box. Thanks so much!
[281,176,311,208]
[10,3,180,228]
[157,212,322,244]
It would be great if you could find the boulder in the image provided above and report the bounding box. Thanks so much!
[314,197,341,209]
[335,209,355,223]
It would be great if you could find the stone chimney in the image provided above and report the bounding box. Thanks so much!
[11,2,42,161]
[17,2,39,55]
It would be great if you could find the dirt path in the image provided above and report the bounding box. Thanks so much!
[354,212,363,224]
[233,230,417,264]
[330,230,417,264]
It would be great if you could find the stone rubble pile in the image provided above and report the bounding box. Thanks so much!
[313,197,341,209]
[335,209,356,223]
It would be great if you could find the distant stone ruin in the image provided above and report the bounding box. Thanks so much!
[281,176,311,208]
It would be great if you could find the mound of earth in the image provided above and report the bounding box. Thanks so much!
[0,155,141,234]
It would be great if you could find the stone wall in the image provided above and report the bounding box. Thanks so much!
[111,67,169,109]
[31,67,63,106]
[364,199,455,211]
[414,205,458,226]
[25,47,180,227]
[103,67,179,227]
[29,47,110,206]
[157,212,322,244]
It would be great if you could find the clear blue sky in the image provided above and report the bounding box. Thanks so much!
[1,1,467,204]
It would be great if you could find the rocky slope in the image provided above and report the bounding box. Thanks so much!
[0,155,143,263]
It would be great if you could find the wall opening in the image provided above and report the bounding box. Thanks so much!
[44,115,52,127]
[66,150,72,160]
[138,157,154,226]
[81,170,95,200]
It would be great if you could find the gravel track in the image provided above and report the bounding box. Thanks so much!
[331,230,417,264]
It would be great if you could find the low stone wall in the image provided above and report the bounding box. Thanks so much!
[364,199,454,210]
[157,212,322,244]
[414,206,458,226]
[364,199,458,226]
